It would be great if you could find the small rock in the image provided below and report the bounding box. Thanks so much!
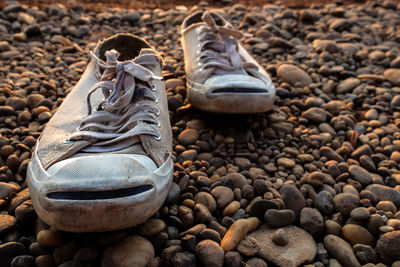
[300,208,324,235]
[376,231,400,264]
[277,157,295,168]
[249,225,317,267]
[37,229,63,248]
[333,193,360,216]
[366,184,400,207]
[315,191,333,214]
[101,235,154,267]
[11,255,35,267]
[384,69,400,85]
[277,64,312,87]
[221,218,249,251]
[237,236,260,256]
[138,219,166,237]
[342,224,375,246]
[195,240,224,267]
[178,129,199,146]
[303,107,327,123]
[279,184,306,217]
[353,244,377,265]
[249,199,279,218]
[349,165,372,186]
[121,12,141,23]
[172,251,196,267]
[264,209,295,228]
[336,78,361,94]
[0,242,27,266]
[224,251,242,267]
[324,235,361,267]
[350,207,370,221]
[211,186,234,209]
[0,214,17,234]
[245,258,268,267]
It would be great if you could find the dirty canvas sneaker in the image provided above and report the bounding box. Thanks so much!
[27,34,173,232]
[181,11,275,113]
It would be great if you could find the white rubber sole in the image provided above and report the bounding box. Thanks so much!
[27,142,173,233]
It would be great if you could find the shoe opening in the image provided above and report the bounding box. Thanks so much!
[182,11,224,29]
[97,34,151,62]
[211,87,269,94]
[46,185,153,200]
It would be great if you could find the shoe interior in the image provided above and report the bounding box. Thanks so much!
[211,87,269,94]
[182,11,224,29]
[97,33,151,61]
[46,185,153,200]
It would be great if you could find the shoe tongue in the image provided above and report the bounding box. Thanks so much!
[139,48,157,56]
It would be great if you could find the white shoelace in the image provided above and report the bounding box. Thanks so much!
[65,49,163,152]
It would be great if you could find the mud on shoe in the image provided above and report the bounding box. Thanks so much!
[181,11,275,114]
[27,34,173,232]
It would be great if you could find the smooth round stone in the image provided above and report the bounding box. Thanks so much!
[246,258,268,267]
[264,209,295,228]
[194,202,213,223]
[300,208,324,235]
[221,218,249,251]
[376,201,397,214]
[342,224,375,246]
[225,251,242,267]
[279,184,306,217]
[0,242,27,266]
[277,157,295,168]
[211,186,234,209]
[0,214,17,234]
[353,244,377,265]
[36,229,63,248]
[35,255,56,267]
[172,251,196,267]
[315,191,333,214]
[101,235,155,267]
[195,240,224,267]
[178,129,199,146]
[325,220,341,236]
[200,228,221,243]
[376,231,400,264]
[349,165,372,186]
[249,199,279,218]
[384,68,400,85]
[11,255,35,267]
[333,193,360,216]
[336,78,361,94]
[324,235,361,267]
[194,192,217,213]
[237,236,260,256]
[223,201,240,217]
[138,219,166,237]
[248,225,317,267]
[224,173,247,189]
[303,107,327,123]
[366,184,400,207]
[350,207,370,221]
[277,64,312,87]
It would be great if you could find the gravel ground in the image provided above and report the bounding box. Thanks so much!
[1,0,400,266]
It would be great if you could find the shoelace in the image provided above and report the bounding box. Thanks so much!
[198,11,258,75]
[65,49,163,152]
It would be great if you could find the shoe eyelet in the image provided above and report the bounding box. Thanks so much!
[151,84,156,91]
[155,106,160,116]
[154,132,161,141]
[156,121,161,128]
[154,97,159,103]
[63,138,74,144]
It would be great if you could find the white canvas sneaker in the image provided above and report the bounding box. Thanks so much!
[181,11,275,114]
[27,34,173,232]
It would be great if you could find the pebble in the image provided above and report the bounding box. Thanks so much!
[223,201,240,217]
[249,225,317,267]
[384,69,400,85]
[349,165,372,186]
[195,240,224,267]
[225,251,242,267]
[37,229,63,248]
[279,184,306,217]
[178,129,199,146]
[0,242,27,266]
[303,107,327,123]
[333,193,360,216]
[353,244,377,265]
[277,64,312,87]
[245,258,268,267]
[237,236,260,256]
[211,186,234,209]
[324,235,361,267]
[194,192,217,213]
[336,78,361,94]
[350,207,371,221]
[101,235,155,267]
[277,157,295,168]
[315,191,334,214]
[221,218,249,251]
[300,208,324,235]
[342,224,375,246]
[366,184,400,207]
[11,255,35,267]
[376,231,400,264]
[138,219,166,237]
[264,209,295,228]
[0,214,17,234]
